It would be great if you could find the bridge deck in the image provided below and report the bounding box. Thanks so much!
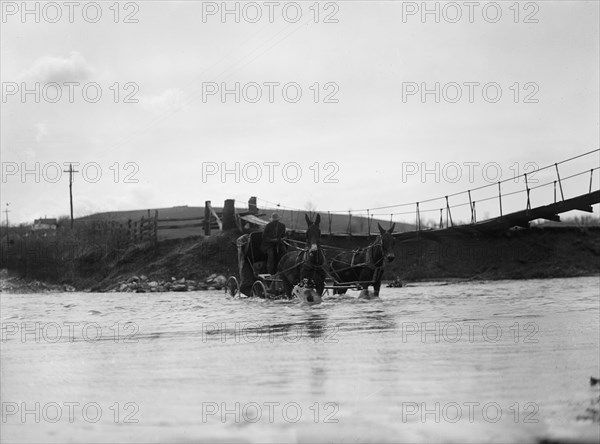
[403,190,600,240]
[466,190,599,231]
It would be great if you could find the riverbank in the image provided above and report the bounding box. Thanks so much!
[1,225,598,293]
[0,231,239,293]
[390,225,600,281]
[0,269,76,294]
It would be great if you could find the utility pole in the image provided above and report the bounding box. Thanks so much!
[4,203,10,244]
[63,163,79,229]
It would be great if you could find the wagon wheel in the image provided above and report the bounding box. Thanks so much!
[252,280,268,299]
[225,276,239,297]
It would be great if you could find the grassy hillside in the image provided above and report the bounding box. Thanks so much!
[78,205,208,222]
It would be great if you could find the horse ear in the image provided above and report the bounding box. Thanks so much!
[305,214,311,226]
[388,223,395,233]
[315,214,321,226]
[378,223,386,235]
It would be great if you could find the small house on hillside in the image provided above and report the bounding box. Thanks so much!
[32,218,58,231]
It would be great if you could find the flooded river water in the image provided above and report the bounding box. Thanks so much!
[1,277,599,443]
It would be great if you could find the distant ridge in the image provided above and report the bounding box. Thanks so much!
[77,204,414,235]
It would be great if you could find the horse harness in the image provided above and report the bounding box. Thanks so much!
[337,236,385,270]
[329,236,386,284]
[278,247,327,276]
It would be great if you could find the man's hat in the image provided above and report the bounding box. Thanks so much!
[270,212,280,221]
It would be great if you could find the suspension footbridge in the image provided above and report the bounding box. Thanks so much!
[256,148,600,239]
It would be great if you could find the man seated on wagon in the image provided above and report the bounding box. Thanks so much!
[260,212,286,275]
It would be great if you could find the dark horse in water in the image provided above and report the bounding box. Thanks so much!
[330,223,396,298]
[277,214,326,298]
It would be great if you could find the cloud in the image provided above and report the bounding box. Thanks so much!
[22,52,94,83]
[35,122,48,142]
[139,89,187,115]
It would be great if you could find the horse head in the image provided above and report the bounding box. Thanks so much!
[305,213,323,265]
[378,223,396,263]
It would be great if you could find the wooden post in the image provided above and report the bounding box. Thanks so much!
[63,163,79,229]
[555,163,565,201]
[347,211,352,234]
[525,173,531,211]
[154,210,158,245]
[468,190,473,224]
[144,209,149,243]
[498,182,503,218]
[445,196,453,227]
[3,203,9,245]
[204,201,211,236]
[248,196,258,214]
[127,219,132,245]
[222,199,236,230]
[119,222,124,248]
[416,202,420,231]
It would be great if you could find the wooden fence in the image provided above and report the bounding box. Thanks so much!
[82,210,159,248]
[129,210,158,244]
[156,203,222,240]
[93,207,221,245]
[73,206,226,245]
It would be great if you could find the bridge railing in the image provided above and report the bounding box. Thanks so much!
[258,148,600,234]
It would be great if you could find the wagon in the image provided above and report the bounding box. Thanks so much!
[226,222,395,299]
[225,272,279,298]
[225,232,300,299]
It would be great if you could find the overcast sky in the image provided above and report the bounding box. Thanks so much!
[1,1,599,225]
